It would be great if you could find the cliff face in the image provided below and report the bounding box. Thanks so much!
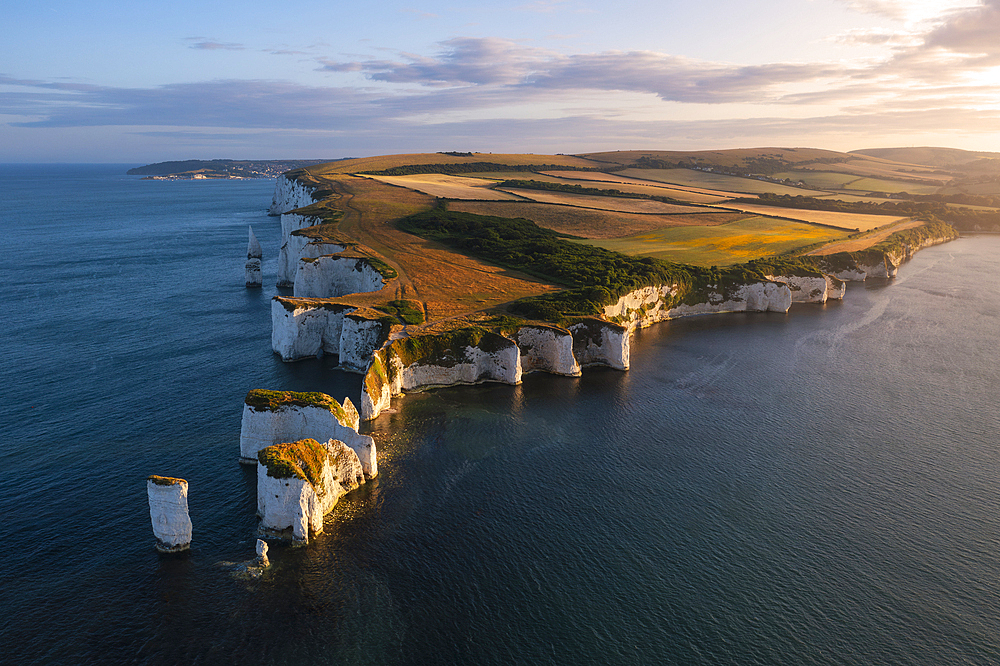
[277,213,345,287]
[256,438,366,543]
[569,319,629,370]
[271,299,389,374]
[240,390,377,478]
[601,280,793,333]
[814,223,959,281]
[269,174,317,216]
[293,256,386,299]
[515,325,581,376]
[765,274,845,303]
[361,330,523,421]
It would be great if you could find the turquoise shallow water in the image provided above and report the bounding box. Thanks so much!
[2,165,1000,664]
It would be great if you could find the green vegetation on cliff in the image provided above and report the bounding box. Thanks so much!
[258,438,329,489]
[374,300,424,325]
[147,475,186,486]
[245,389,349,423]
[398,207,820,324]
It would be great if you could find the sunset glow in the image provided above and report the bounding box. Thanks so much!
[2,0,1000,161]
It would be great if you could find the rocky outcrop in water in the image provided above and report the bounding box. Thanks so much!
[246,226,263,288]
[147,476,192,552]
[256,438,366,543]
[240,389,376,478]
[256,539,269,567]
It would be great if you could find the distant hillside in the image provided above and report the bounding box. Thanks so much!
[127,159,335,179]
[850,147,1000,168]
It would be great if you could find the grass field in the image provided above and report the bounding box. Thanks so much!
[772,171,861,189]
[842,177,940,195]
[807,159,952,184]
[297,175,559,321]
[620,168,831,197]
[448,201,747,239]
[303,152,602,176]
[806,218,925,255]
[578,216,849,266]
[497,188,712,214]
[545,170,748,199]
[941,181,1000,196]
[365,174,523,200]
[712,203,908,231]
[814,193,900,204]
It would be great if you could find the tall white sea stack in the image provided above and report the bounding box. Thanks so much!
[246,226,263,287]
[147,476,193,552]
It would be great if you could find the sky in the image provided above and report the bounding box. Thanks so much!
[2,0,1000,162]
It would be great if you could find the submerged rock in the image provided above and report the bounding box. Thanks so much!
[147,476,192,552]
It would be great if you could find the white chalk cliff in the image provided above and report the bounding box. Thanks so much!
[240,390,377,478]
[147,476,193,552]
[277,213,346,287]
[600,280,792,333]
[269,174,317,216]
[257,438,366,543]
[515,325,581,376]
[765,274,845,303]
[293,255,386,299]
[271,299,388,374]
[360,331,523,421]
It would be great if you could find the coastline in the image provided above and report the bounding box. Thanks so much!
[263,172,959,422]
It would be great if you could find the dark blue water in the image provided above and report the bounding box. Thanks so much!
[3,165,1000,665]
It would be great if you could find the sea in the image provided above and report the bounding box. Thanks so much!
[2,163,1000,665]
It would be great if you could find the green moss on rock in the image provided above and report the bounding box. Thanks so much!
[147,475,186,486]
[258,438,328,489]
[245,389,349,423]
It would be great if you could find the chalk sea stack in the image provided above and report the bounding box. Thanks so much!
[256,438,367,543]
[246,226,262,287]
[147,475,192,552]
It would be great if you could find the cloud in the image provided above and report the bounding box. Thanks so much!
[319,38,553,86]
[319,38,846,103]
[923,0,1000,56]
[833,28,921,46]
[185,38,246,51]
[837,0,978,22]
